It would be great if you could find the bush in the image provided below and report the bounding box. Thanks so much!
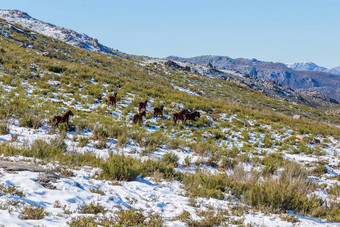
[94,140,107,149]
[162,153,179,167]
[0,123,9,135]
[100,154,141,181]
[20,205,47,220]
[93,126,108,140]
[263,135,273,148]
[80,202,106,214]
[19,115,42,129]
[50,136,67,152]
[113,209,146,226]
[182,171,227,200]
[107,125,127,139]
[78,136,89,147]
[219,157,236,170]
[313,165,328,176]
[47,65,66,73]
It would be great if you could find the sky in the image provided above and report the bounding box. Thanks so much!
[1,0,339,68]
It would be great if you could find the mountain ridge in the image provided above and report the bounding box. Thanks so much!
[0,9,125,57]
[166,55,340,102]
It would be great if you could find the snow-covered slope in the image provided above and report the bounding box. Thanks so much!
[0,9,121,56]
[286,62,340,76]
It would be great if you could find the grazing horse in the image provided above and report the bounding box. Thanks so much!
[52,110,74,127]
[107,92,118,107]
[173,109,190,124]
[133,111,146,124]
[138,100,148,112]
[153,105,164,118]
[184,111,200,123]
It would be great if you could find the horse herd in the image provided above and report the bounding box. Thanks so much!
[52,93,201,127]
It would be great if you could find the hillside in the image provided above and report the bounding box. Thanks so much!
[0,9,126,57]
[167,55,340,102]
[0,14,340,227]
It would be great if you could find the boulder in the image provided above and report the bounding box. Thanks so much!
[293,115,301,120]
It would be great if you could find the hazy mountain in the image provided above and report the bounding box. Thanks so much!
[166,55,340,102]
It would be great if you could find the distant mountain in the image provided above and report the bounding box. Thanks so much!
[166,55,340,102]
[285,62,340,76]
[0,9,124,57]
[285,62,328,72]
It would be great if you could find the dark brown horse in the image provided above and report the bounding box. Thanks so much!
[173,109,190,124]
[133,111,146,124]
[107,92,118,107]
[184,111,200,123]
[52,110,74,127]
[153,105,164,118]
[138,100,148,112]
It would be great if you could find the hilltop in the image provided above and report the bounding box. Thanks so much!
[0,10,339,227]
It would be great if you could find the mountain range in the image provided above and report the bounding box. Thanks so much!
[166,56,340,102]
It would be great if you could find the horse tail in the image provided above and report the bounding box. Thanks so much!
[52,116,56,123]
[173,113,177,124]
[133,114,138,123]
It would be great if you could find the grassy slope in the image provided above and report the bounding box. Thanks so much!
[0,19,340,225]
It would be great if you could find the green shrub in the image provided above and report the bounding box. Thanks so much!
[184,156,191,167]
[93,126,108,140]
[47,65,66,73]
[113,209,146,226]
[20,205,47,220]
[50,136,68,152]
[100,154,141,181]
[78,136,89,147]
[313,165,328,176]
[162,153,179,167]
[80,202,106,214]
[68,216,97,227]
[0,123,9,135]
[94,140,107,149]
[219,158,236,170]
[183,171,227,200]
[263,135,272,148]
[19,115,42,129]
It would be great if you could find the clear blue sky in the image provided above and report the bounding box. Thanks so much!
[1,0,340,68]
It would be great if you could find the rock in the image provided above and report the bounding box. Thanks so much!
[164,60,191,71]
[171,102,180,110]
[37,173,61,190]
[295,135,304,141]
[293,115,301,120]
[312,138,321,144]
[41,51,51,58]
[0,161,45,172]
[91,38,100,48]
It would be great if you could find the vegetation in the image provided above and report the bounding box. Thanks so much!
[0,18,339,225]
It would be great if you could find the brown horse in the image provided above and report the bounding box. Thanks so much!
[153,105,164,118]
[184,111,200,123]
[173,109,190,124]
[133,111,146,124]
[107,92,118,107]
[138,100,148,112]
[52,110,74,127]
